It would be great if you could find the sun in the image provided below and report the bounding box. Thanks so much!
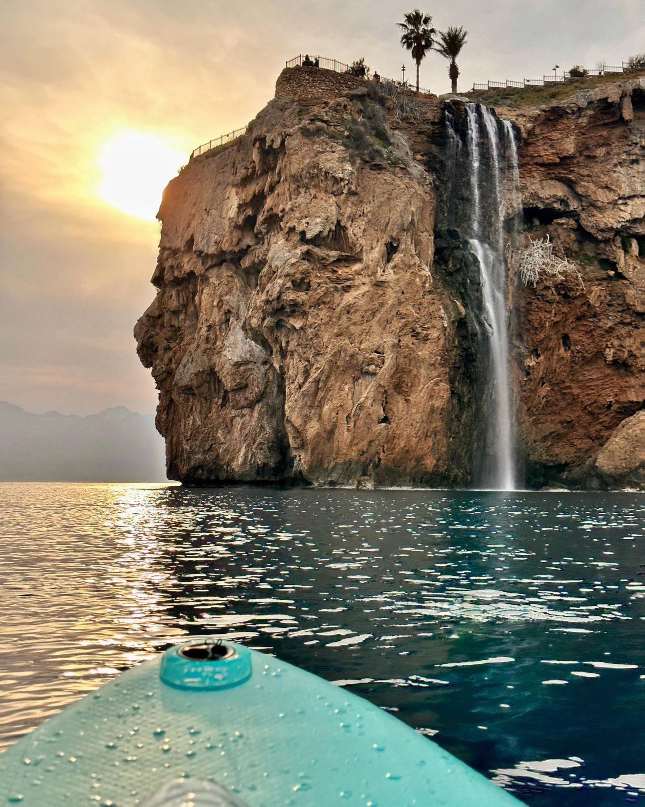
[97,130,186,221]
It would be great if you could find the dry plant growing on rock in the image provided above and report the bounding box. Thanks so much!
[378,80,423,123]
[517,235,584,289]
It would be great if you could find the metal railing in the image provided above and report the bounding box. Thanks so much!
[190,126,248,160]
[471,61,634,92]
[285,53,434,95]
[188,57,640,161]
[286,54,350,73]
[188,52,440,160]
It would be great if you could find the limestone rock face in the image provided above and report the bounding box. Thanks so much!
[136,84,463,486]
[136,69,644,489]
[502,78,644,488]
[506,78,644,239]
[595,412,645,488]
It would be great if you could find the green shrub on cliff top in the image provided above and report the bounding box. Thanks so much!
[342,95,401,165]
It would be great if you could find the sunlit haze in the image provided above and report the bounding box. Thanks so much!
[98,131,185,221]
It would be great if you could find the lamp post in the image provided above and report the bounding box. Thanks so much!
[401,64,406,86]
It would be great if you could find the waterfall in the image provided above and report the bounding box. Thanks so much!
[503,120,521,237]
[443,109,462,212]
[444,104,520,490]
[465,105,481,233]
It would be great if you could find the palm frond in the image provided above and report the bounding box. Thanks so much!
[436,26,468,60]
[398,9,436,62]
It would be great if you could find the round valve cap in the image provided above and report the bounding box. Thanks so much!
[160,639,252,691]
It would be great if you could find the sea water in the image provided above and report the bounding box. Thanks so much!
[0,482,642,805]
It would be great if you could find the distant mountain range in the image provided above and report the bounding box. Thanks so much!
[0,402,166,482]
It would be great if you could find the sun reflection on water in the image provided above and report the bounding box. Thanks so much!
[0,483,642,806]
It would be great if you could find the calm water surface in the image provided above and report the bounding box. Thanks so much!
[0,482,643,806]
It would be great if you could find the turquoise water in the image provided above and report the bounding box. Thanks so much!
[0,483,643,805]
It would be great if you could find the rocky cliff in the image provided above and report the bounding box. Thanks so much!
[135,67,644,489]
[504,78,644,488]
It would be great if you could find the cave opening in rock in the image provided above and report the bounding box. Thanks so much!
[385,238,399,262]
[523,206,576,227]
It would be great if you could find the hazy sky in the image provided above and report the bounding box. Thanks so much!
[1,0,642,415]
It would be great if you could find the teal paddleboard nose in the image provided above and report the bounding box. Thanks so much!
[160,639,252,690]
[1,638,525,805]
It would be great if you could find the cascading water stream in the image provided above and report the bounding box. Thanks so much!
[444,104,520,490]
[465,105,481,232]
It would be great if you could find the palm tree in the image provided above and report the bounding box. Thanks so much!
[398,9,437,93]
[436,26,468,94]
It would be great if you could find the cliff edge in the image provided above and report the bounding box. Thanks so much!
[135,67,644,489]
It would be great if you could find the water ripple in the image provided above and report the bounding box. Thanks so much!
[0,483,643,807]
